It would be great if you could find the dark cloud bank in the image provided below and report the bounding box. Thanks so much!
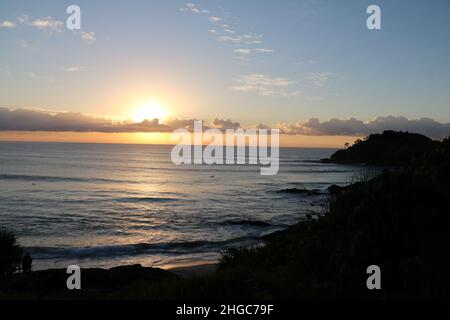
[278,116,450,139]
[1,107,449,139]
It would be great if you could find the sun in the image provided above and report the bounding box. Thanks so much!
[132,100,169,123]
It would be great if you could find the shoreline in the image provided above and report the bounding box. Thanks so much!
[28,260,220,278]
[19,216,303,277]
[0,222,298,299]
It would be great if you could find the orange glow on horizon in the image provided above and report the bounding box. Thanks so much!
[0,131,362,148]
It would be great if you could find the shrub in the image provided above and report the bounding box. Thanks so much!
[0,228,23,276]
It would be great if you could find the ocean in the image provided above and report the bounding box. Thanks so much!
[0,142,367,270]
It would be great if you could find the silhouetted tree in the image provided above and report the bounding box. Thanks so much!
[0,228,22,276]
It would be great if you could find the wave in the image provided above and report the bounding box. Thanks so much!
[115,196,179,203]
[220,220,271,227]
[275,188,323,195]
[280,169,355,174]
[25,237,260,260]
[0,173,134,184]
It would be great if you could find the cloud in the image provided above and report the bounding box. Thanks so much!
[17,14,29,24]
[239,34,263,45]
[218,34,263,45]
[232,48,274,64]
[231,74,298,97]
[255,123,271,130]
[179,3,209,14]
[253,48,274,53]
[163,118,201,131]
[366,116,450,139]
[0,108,217,133]
[1,20,16,28]
[62,66,85,72]
[29,16,63,32]
[1,108,449,139]
[234,48,274,55]
[208,16,222,24]
[13,15,64,33]
[305,72,332,87]
[0,108,244,133]
[179,4,270,64]
[217,35,241,44]
[80,31,96,44]
[3,14,95,44]
[211,118,241,130]
[0,108,169,133]
[277,116,450,139]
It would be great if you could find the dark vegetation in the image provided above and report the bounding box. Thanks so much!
[322,131,436,166]
[0,229,22,277]
[149,134,450,299]
[0,265,176,299]
[1,131,450,299]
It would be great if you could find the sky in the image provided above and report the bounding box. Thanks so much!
[1,0,450,146]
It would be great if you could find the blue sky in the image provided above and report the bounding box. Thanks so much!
[1,0,450,143]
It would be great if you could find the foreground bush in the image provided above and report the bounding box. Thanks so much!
[0,229,22,277]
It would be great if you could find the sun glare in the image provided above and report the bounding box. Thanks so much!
[132,100,169,123]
